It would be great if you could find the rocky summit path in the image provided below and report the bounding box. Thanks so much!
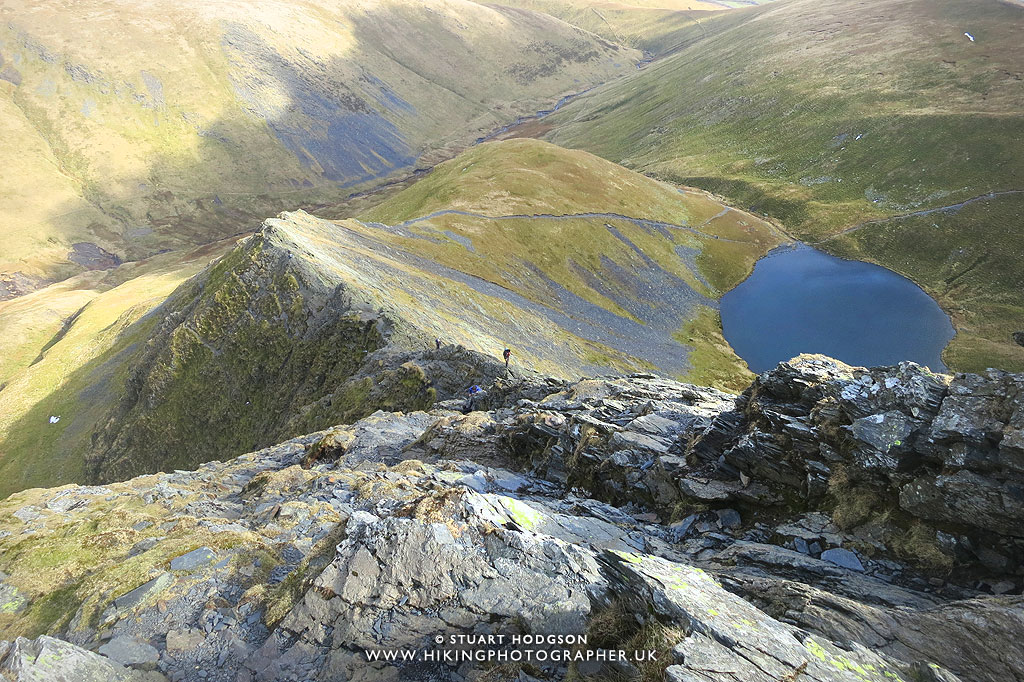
[0,355,1022,682]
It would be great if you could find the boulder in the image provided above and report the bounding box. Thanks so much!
[899,471,1024,537]
[98,635,160,666]
[0,635,159,681]
[599,549,926,682]
[169,547,216,572]
[820,548,865,572]
[113,573,172,610]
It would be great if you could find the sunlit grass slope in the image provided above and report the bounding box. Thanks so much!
[545,0,1024,370]
[363,139,783,296]
[0,241,236,497]
[494,0,778,54]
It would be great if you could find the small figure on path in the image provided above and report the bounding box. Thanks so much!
[435,337,442,350]
[503,348,512,369]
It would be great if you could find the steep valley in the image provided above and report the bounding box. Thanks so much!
[0,0,639,295]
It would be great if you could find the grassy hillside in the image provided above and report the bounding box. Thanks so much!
[494,1,780,54]
[362,138,784,298]
[0,241,236,496]
[365,137,707,221]
[362,139,784,383]
[493,0,726,54]
[544,0,1024,371]
[0,0,639,295]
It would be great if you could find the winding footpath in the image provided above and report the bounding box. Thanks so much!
[361,208,752,244]
[815,189,1024,243]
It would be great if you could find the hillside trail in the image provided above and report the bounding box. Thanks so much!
[813,189,1024,244]
[362,208,753,244]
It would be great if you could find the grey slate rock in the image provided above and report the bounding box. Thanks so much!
[169,546,215,571]
[113,572,172,610]
[0,635,150,681]
[128,537,162,557]
[98,635,160,666]
[670,514,697,542]
[11,507,40,523]
[3,364,1022,682]
[821,547,865,572]
[715,508,742,529]
[0,582,28,614]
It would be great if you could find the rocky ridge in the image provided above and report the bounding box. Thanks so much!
[0,355,1021,682]
[83,190,747,487]
[84,214,519,484]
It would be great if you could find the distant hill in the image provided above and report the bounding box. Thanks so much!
[543,0,1024,372]
[0,0,638,296]
[359,138,784,385]
[493,0,778,54]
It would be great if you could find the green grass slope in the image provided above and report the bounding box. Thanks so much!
[0,241,235,497]
[0,0,639,295]
[493,1,780,55]
[493,0,727,54]
[544,0,1024,371]
[362,138,785,296]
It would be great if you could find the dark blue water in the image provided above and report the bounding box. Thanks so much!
[720,244,954,373]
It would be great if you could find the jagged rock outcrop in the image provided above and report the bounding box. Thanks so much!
[497,374,736,506]
[493,355,1024,586]
[687,356,1024,583]
[0,635,162,681]
[2,358,1022,682]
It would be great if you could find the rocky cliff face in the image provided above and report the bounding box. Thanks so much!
[1,356,1022,682]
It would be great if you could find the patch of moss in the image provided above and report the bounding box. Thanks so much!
[570,599,684,682]
[501,497,544,530]
[827,464,885,531]
[889,522,954,575]
[22,584,81,638]
[674,306,752,393]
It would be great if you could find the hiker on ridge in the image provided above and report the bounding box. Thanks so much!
[503,348,512,369]
[464,384,483,413]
